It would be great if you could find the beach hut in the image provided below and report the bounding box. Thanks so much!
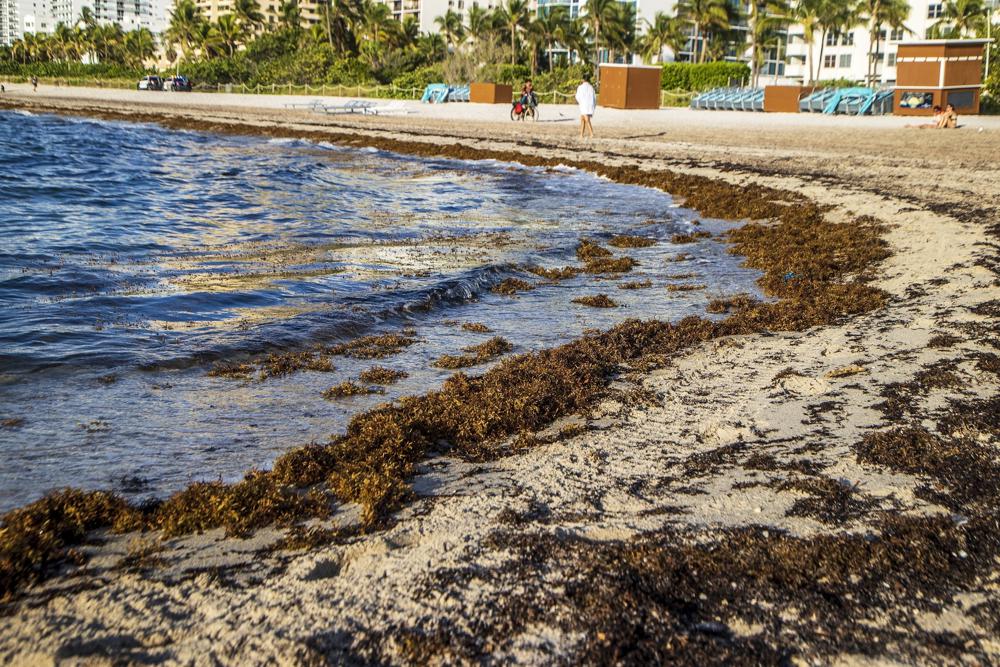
[597,65,662,109]
[893,39,992,116]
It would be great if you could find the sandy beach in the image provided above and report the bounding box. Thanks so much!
[1,86,999,665]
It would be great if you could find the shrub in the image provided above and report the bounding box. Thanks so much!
[659,61,750,91]
[391,64,445,93]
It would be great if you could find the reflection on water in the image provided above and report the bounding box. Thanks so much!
[0,111,762,511]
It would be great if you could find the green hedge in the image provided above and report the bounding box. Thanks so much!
[0,62,145,79]
[659,62,750,91]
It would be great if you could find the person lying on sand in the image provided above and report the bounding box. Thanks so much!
[906,106,943,129]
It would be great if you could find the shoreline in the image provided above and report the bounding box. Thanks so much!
[1,90,999,664]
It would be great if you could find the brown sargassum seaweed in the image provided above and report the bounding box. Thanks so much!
[572,294,618,308]
[432,337,514,370]
[0,122,894,605]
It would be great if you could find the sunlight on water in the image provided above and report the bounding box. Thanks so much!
[0,111,762,510]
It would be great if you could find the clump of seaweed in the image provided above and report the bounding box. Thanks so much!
[525,265,580,281]
[706,294,758,314]
[667,283,706,292]
[608,235,655,248]
[780,476,874,524]
[433,337,515,369]
[461,322,491,333]
[260,351,334,379]
[572,295,618,308]
[617,280,652,290]
[928,333,962,348]
[0,489,141,601]
[491,278,534,296]
[207,360,256,379]
[2,417,25,429]
[323,381,385,399]
[358,367,409,385]
[268,524,357,552]
[669,253,692,262]
[576,239,612,261]
[671,231,712,244]
[326,333,417,360]
[665,272,700,280]
[582,257,638,274]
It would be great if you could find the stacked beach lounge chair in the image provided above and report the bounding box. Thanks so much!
[690,87,764,111]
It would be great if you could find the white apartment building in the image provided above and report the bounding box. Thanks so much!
[0,0,168,45]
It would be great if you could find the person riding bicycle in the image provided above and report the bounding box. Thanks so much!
[519,80,538,111]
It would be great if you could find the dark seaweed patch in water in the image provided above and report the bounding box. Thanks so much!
[576,239,613,261]
[608,235,656,248]
[491,279,534,296]
[706,294,757,314]
[617,280,652,290]
[582,257,638,274]
[524,265,579,281]
[325,333,417,360]
[671,231,713,244]
[432,337,514,370]
[460,322,492,333]
[667,284,707,293]
[323,382,385,399]
[572,295,618,308]
[358,367,409,385]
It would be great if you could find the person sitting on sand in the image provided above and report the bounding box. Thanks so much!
[906,106,942,129]
[520,80,537,110]
[938,103,958,129]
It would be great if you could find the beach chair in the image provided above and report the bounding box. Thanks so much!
[362,101,415,115]
[421,84,449,103]
[449,85,470,102]
[317,100,376,114]
[284,99,327,111]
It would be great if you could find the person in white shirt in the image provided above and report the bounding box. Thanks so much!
[575,74,596,139]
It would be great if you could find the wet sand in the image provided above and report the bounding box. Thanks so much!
[1,87,999,664]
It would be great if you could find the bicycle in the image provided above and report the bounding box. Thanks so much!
[511,99,539,122]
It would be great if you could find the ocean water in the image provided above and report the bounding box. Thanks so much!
[0,110,762,511]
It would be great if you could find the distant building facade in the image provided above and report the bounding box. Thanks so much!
[0,0,168,45]
[194,0,323,30]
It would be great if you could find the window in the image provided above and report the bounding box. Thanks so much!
[946,90,974,109]
[840,31,854,45]
[823,54,836,68]
[928,3,943,18]
[839,54,852,68]
[886,52,896,66]
[825,31,837,46]
[890,28,904,40]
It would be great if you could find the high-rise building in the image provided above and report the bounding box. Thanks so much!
[194,0,324,30]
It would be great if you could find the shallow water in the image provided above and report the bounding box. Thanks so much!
[0,110,761,511]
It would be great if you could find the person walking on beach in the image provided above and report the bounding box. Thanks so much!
[576,74,596,140]
[31,76,38,92]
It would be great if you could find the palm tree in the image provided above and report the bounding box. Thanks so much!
[604,0,637,63]
[534,5,568,71]
[931,0,987,37]
[582,0,618,74]
[52,22,75,61]
[793,0,823,83]
[435,9,465,49]
[124,27,156,67]
[215,14,244,55]
[278,0,303,31]
[466,5,493,42]
[640,11,682,63]
[747,0,790,85]
[416,32,447,61]
[359,0,393,44]
[497,0,530,65]
[859,0,909,85]
[167,0,205,59]
[195,21,224,57]
[677,0,731,63]
[814,0,856,82]
[233,0,265,33]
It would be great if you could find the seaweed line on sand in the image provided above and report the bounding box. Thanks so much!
[0,115,893,604]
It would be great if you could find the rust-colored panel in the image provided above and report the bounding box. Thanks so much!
[943,61,983,87]
[897,44,947,59]
[470,82,513,104]
[897,61,941,87]
[625,67,661,109]
[943,88,980,113]
[597,66,628,108]
[763,85,810,113]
